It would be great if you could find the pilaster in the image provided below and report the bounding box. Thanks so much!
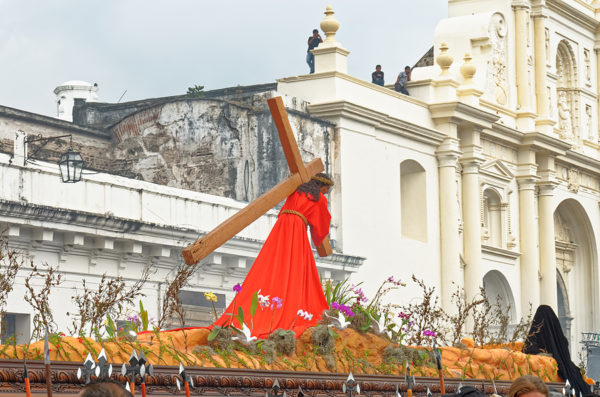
[436,136,462,313]
[516,148,541,313]
[459,128,484,302]
[532,7,555,134]
[537,154,558,311]
[513,3,536,131]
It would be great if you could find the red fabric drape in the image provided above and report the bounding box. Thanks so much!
[213,190,330,339]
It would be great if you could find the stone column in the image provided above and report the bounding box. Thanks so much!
[595,46,600,140]
[538,155,558,311]
[460,129,484,302]
[436,137,462,313]
[517,150,541,313]
[514,4,532,113]
[533,10,554,133]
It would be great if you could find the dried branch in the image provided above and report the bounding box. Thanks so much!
[23,264,63,340]
[157,261,198,330]
[0,234,24,340]
[69,267,151,337]
[446,283,484,346]
[400,275,446,346]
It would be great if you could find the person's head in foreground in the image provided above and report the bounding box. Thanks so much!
[508,375,549,397]
[79,381,133,397]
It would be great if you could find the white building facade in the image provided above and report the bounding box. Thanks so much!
[0,0,598,355]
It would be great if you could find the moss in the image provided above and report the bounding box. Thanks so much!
[268,329,296,356]
[323,353,337,371]
[350,311,370,333]
[208,327,234,352]
[312,324,335,355]
[258,340,276,364]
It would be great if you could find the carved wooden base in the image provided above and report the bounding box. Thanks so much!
[0,359,564,395]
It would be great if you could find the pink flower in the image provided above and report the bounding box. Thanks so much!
[233,283,242,293]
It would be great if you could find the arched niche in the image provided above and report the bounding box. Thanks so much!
[400,159,427,242]
[483,270,516,322]
[555,40,579,142]
[482,188,503,248]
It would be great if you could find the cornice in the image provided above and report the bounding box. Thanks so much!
[520,131,572,154]
[482,244,521,260]
[429,102,500,129]
[558,148,600,176]
[547,0,599,32]
[277,72,429,108]
[484,123,525,146]
[307,100,445,146]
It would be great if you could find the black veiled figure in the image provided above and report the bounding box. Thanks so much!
[523,305,590,396]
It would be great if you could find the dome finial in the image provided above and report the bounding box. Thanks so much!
[460,53,476,84]
[436,43,453,76]
[320,5,340,44]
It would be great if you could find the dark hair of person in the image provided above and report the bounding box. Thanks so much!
[297,173,333,201]
[79,380,133,397]
[508,376,549,397]
[376,64,381,68]
[405,65,411,70]
[313,29,319,34]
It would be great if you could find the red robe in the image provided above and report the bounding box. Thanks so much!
[213,190,330,339]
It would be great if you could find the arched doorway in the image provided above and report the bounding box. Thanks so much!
[554,199,597,351]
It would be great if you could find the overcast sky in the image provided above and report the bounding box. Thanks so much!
[0,1,447,117]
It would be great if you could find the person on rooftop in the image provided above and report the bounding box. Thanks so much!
[372,65,385,86]
[395,65,411,95]
[306,29,322,74]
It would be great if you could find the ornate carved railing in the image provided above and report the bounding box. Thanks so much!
[0,359,563,395]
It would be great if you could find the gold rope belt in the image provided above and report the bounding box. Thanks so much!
[279,209,308,226]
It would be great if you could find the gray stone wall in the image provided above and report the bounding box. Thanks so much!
[0,89,333,202]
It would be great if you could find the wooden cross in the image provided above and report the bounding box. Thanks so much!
[182,96,332,266]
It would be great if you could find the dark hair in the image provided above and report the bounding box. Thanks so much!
[508,376,549,397]
[313,29,319,34]
[80,381,133,397]
[376,64,381,68]
[297,173,333,201]
[405,65,411,70]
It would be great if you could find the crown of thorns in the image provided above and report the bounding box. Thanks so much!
[311,175,334,185]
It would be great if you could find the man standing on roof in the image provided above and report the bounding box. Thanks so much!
[306,29,322,74]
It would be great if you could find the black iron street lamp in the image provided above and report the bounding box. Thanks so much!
[58,147,84,183]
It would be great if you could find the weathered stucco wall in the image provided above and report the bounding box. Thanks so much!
[0,90,333,202]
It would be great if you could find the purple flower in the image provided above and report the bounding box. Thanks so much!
[271,296,283,310]
[233,283,242,293]
[388,276,395,282]
[331,301,355,318]
[422,329,437,338]
[398,312,411,320]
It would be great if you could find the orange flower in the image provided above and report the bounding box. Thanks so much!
[585,378,595,385]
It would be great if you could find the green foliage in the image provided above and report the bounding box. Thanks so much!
[186,85,205,97]
[105,314,116,338]
[324,278,361,306]
[139,300,149,331]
